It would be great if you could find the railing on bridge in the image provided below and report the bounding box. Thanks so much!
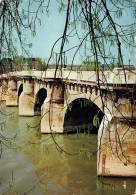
[0,58,135,74]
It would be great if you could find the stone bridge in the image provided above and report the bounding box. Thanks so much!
[0,68,136,177]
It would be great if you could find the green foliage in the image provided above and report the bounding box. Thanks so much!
[28,99,33,109]
[107,91,116,101]
[93,115,99,128]
[31,31,36,37]
[35,96,40,104]
[76,126,81,136]
[40,7,44,14]
[88,123,93,132]
[65,92,69,101]
[28,43,33,49]
[82,122,86,130]
[58,85,63,92]
[86,150,95,160]
[65,38,69,45]
[68,102,73,111]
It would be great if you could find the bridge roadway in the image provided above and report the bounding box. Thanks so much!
[0,68,136,177]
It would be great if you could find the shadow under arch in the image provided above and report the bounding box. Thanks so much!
[64,98,104,134]
[34,88,47,116]
[18,83,23,104]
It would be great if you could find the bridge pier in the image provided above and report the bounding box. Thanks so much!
[41,80,65,133]
[6,78,18,106]
[19,77,34,116]
[0,79,8,101]
[97,98,136,177]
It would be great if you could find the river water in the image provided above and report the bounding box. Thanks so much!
[0,102,136,195]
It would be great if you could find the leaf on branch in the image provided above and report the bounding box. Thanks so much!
[28,43,32,48]
[93,115,99,128]
[31,31,36,37]
[38,19,41,26]
[40,7,44,14]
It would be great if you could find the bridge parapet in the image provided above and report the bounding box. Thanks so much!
[63,69,136,85]
[0,69,136,86]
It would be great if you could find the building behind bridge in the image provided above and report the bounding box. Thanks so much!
[0,57,135,73]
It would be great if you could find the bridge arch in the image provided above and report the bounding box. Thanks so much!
[18,83,23,104]
[34,88,47,115]
[63,98,104,133]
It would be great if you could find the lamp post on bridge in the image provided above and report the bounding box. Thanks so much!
[129,59,130,70]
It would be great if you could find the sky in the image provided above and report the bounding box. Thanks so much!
[18,0,136,66]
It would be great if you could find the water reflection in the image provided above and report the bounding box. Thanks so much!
[0,102,136,195]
